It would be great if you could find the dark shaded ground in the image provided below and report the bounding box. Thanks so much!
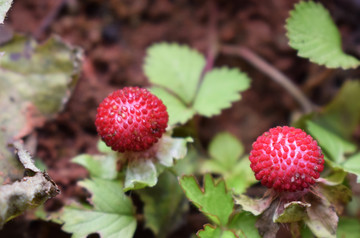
[1,0,360,237]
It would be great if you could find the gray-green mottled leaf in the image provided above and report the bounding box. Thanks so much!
[137,171,188,238]
[60,178,136,238]
[197,225,237,238]
[144,43,205,104]
[0,0,12,24]
[193,67,250,117]
[0,35,82,184]
[150,87,195,125]
[179,174,234,226]
[228,212,261,238]
[156,136,192,167]
[286,1,360,69]
[72,153,117,180]
[337,217,360,238]
[0,142,59,228]
[306,121,356,163]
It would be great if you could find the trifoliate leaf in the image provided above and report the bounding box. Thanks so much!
[60,178,136,238]
[0,0,12,24]
[337,218,360,238]
[124,159,157,191]
[197,225,237,238]
[144,43,205,104]
[286,1,360,69]
[342,153,360,183]
[137,171,188,238]
[306,121,356,163]
[179,174,234,226]
[228,212,261,238]
[193,67,250,117]
[72,154,117,180]
[201,132,255,194]
[150,86,195,125]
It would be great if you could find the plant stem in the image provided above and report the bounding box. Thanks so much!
[220,45,316,114]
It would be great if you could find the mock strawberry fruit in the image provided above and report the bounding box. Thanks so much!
[95,87,169,152]
[249,126,324,192]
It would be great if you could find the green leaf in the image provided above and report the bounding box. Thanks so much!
[60,178,136,238]
[144,43,205,104]
[193,67,250,117]
[286,1,360,69]
[314,81,360,139]
[202,132,256,194]
[150,87,195,125]
[179,174,234,226]
[342,153,360,183]
[124,159,157,191]
[0,0,12,24]
[197,225,237,238]
[156,136,192,167]
[306,121,356,163]
[337,217,360,238]
[72,153,117,180]
[137,171,188,238]
[208,132,244,167]
[228,212,261,238]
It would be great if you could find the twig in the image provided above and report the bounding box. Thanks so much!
[221,45,316,113]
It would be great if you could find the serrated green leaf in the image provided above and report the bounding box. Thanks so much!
[193,67,250,117]
[208,132,244,167]
[144,43,205,104]
[197,225,237,238]
[137,171,188,238]
[150,87,195,125]
[286,1,360,69]
[179,174,234,226]
[306,121,356,163]
[0,0,13,24]
[342,153,360,183]
[228,212,261,238]
[337,217,360,238]
[72,154,117,180]
[124,159,157,191]
[61,178,136,238]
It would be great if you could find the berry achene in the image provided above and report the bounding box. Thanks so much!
[95,87,168,152]
[249,126,324,192]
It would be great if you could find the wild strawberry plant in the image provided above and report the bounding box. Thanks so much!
[1,1,360,238]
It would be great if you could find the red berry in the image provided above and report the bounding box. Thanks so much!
[95,87,169,152]
[249,126,324,192]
